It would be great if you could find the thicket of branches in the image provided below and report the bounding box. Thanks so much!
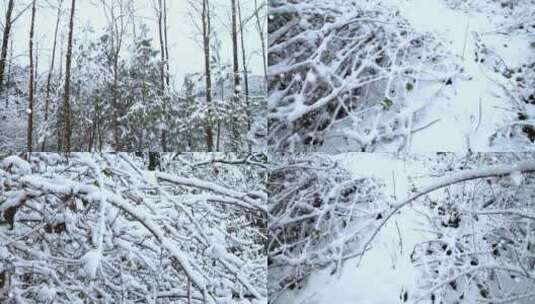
[0,153,267,303]
[409,154,535,303]
[267,154,386,301]
[267,0,457,151]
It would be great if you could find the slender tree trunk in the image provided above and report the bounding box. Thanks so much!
[0,0,15,94]
[238,0,251,137]
[157,0,165,88]
[156,0,168,151]
[34,42,38,93]
[254,0,267,82]
[27,0,37,153]
[202,0,214,151]
[216,80,224,151]
[62,0,76,153]
[5,39,12,107]
[107,1,124,151]
[42,0,63,151]
[230,0,241,149]
[163,0,170,87]
[113,54,120,149]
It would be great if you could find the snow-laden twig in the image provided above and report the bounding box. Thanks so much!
[359,160,535,264]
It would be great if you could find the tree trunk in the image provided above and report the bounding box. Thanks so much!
[42,0,63,151]
[107,0,124,151]
[113,55,120,149]
[5,38,12,107]
[254,0,267,82]
[202,0,214,152]
[62,0,76,153]
[27,0,37,153]
[157,0,168,152]
[148,152,160,171]
[230,0,241,149]
[238,0,251,142]
[163,0,170,87]
[0,0,14,94]
[157,0,165,89]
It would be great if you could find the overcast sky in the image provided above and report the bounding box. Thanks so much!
[2,0,266,86]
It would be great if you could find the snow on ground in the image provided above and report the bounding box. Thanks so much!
[379,0,524,152]
[274,154,434,304]
[308,0,533,153]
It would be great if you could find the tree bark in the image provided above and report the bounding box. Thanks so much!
[4,39,12,107]
[157,0,168,151]
[27,0,37,153]
[254,0,267,82]
[62,0,76,153]
[0,0,15,94]
[157,0,165,89]
[42,0,63,151]
[238,0,251,138]
[163,0,170,87]
[231,0,241,148]
[202,0,214,152]
[148,152,160,171]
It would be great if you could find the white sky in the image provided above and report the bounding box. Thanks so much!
[2,0,266,87]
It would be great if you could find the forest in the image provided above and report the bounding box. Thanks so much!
[0,152,267,303]
[0,0,267,153]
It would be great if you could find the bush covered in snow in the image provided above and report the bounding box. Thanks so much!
[267,154,386,301]
[268,0,457,151]
[408,154,535,303]
[0,153,267,303]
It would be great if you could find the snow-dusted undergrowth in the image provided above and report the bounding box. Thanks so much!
[0,153,267,303]
[399,154,535,303]
[267,154,387,301]
[268,0,535,152]
[270,153,535,304]
[268,0,458,151]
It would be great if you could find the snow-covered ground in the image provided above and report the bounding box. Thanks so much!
[273,154,434,304]
[270,152,535,304]
[269,0,535,152]
[387,0,533,152]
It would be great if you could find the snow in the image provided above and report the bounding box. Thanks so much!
[269,0,534,152]
[1,154,267,303]
[2,156,31,175]
[510,170,524,186]
[381,0,522,152]
[81,250,101,280]
[273,153,535,304]
[275,154,432,304]
[37,284,56,302]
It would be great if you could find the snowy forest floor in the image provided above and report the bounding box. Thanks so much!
[273,154,431,304]
[269,0,535,152]
[271,152,535,304]
[386,0,535,152]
